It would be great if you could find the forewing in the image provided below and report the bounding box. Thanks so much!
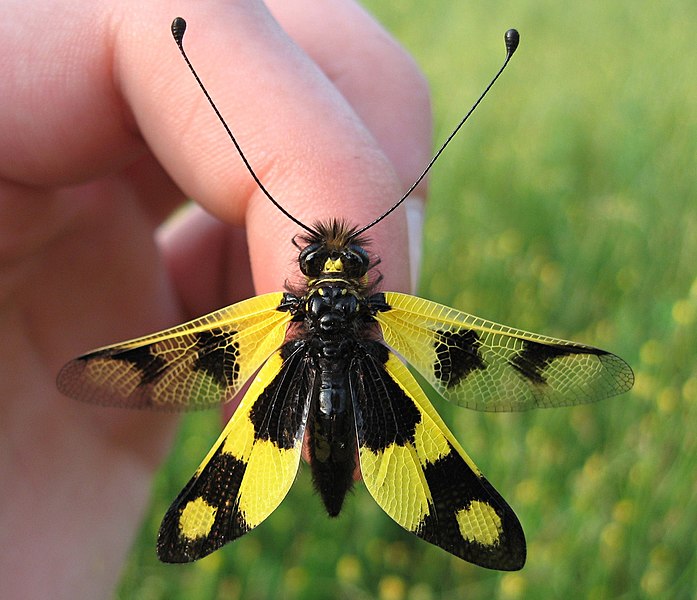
[351,343,526,570]
[57,292,292,410]
[374,292,634,412]
[157,345,314,562]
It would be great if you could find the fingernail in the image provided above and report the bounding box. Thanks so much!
[404,196,424,294]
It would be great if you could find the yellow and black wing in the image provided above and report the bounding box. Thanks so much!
[374,292,634,412]
[57,293,292,410]
[351,343,525,570]
[158,345,315,562]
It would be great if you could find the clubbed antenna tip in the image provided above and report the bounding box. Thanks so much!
[505,29,520,57]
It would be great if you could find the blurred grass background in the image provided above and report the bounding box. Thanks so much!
[118,1,696,598]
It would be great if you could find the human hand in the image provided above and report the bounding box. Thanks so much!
[0,0,430,597]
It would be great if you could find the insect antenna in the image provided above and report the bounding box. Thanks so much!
[171,17,317,235]
[350,28,520,239]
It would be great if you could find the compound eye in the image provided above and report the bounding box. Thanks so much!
[299,244,325,276]
[342,245,370,277]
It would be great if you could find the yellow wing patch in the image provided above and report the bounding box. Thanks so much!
[157,348,311,562]
[179,497,218,540]
[375,292,634,412]
[457,501,503,546]
[57,292,292,410]
[352,349,526,570]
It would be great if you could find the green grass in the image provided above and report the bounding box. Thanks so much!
[118,1,697,598]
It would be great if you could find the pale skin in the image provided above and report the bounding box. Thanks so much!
[0,0,431,597]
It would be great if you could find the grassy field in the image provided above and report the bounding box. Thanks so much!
[118,1,696,598]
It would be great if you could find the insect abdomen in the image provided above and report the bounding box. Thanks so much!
[308,354,357,516]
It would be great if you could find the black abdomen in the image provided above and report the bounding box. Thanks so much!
[308,354,357,516]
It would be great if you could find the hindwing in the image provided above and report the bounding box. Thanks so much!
[157,344,314,562]
[57,293,292,410]
[351,342,526,570]
[374,292,634,412]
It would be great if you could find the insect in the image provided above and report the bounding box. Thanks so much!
[57,18,634,571]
